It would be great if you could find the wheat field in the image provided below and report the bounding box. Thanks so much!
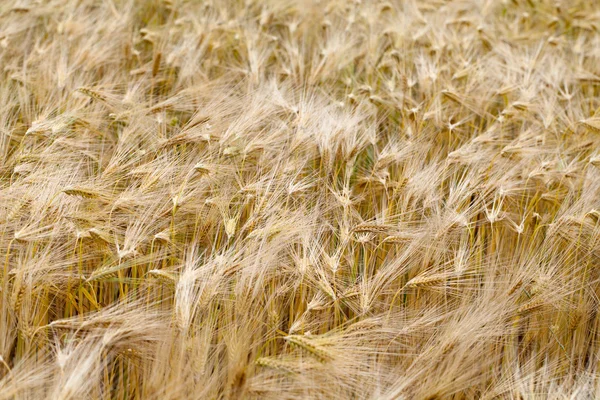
[1,0,600,398]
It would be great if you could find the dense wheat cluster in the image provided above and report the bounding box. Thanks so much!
[2,0,600,398]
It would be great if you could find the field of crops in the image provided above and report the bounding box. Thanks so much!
[1,0,600,398]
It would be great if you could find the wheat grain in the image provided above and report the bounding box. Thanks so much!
[1,0,599,398]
